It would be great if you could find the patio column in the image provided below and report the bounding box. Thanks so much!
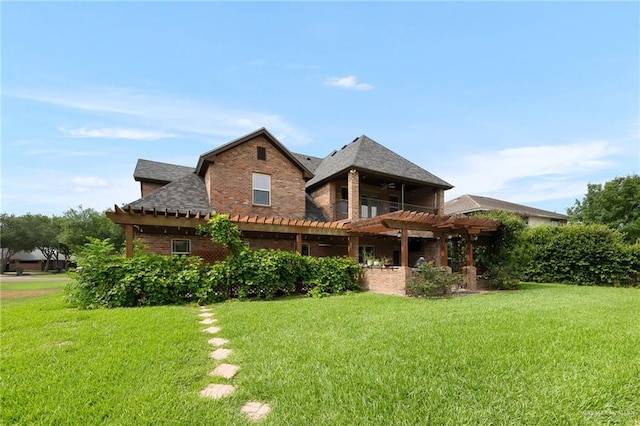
[401,228,409,267]
[295,233,303,254]
[125,224,133,258]
[348,235,359,261]
[348,169,360,221]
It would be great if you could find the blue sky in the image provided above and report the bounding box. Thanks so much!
[2,1,638,217]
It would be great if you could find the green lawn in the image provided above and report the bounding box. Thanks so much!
[2,283,639,425]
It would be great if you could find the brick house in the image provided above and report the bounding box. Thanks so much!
[107,128,500,293]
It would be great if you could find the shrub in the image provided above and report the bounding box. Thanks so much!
[304,256,361,298]
[522,223,638,286]
[473,211,527,289]
[66,236,361,308]
[407,262,463,298]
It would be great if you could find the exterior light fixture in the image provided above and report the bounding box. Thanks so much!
[397,230,402,239]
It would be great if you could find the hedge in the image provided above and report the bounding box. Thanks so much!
[65,239,361,309]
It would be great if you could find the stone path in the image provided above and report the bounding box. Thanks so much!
[209,363,240,379]
[198,306,271,421]
[241,401,272,421]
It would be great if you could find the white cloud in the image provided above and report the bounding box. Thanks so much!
[441,141,617,204]
[1,169,140,216]
[6,87,311,146]
[324,76,373,91]
[59,126,176,140]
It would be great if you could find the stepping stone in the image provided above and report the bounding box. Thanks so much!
[199,306,211,311]
[209,363,240,379]
[200,318,217,325]
[200,384,235,400]
[210,348,233,360]
[203,326,221,334]
[208,337,228,346]
[198,312,214,318]
[241,401,271,421]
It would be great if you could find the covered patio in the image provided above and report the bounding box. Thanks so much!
[345,211,501,294]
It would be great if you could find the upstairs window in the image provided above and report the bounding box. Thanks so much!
[257,146,267,161]
[252,173,271,206]
[172,239,191,255]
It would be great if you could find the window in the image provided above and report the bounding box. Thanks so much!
[340,187,349,214]
[550,219,559,226]
[301,243,310,256]
[389,195,399,212]
[361,196,379,218]
[257,146,266,161]
[172,239,191,255]
[252,173,271,206]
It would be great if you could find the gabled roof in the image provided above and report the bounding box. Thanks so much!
[134,159,194,183]
[125,172,212,216]
[305,135,453,189]
[195,127,313,179]
[444,194,568,220]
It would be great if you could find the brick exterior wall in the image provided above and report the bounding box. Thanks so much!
[140,182,165,197]
[204,135,306,218]
[135,233,220,256]
[405,187,438,213]
[310,182,333,221]
[360,266,411,296]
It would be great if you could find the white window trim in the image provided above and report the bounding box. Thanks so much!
[171,239,191,255]
[252,172,271,206]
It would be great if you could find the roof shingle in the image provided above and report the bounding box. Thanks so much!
[305,135,453,189]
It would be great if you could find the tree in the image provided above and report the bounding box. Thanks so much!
[21,214,61,272]
[0,214,38,273]
[567,175,640,243]
[58,206,125,252]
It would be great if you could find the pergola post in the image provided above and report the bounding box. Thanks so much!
[437,233,448,267]
[465,233,474,266]
[348,235,359,261]
[125,224,134,259]
[401,228,409,267]
[295,233,303,254]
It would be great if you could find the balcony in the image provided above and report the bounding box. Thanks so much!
[333,196,437,221]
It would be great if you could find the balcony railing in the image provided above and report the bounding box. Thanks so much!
[333,197,437,220]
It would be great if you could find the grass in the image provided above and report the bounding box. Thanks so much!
[2,281,639,425]
[0,274,70,299]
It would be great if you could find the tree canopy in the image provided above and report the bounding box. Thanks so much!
[567,174,640,243]
[58,206,125,251]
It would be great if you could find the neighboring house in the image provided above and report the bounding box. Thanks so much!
[108,128,500,293]
[3,249,68,272]
[444,194,568,227]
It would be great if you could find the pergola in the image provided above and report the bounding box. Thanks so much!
[108,206,500,268]
[345,210,501,267]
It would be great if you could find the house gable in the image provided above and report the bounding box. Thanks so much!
[197,128,311,219]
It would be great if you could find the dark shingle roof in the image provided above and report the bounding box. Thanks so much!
[444,194,568,220]
[126,172,212,215]
[305,135,453,189]
[134,159,194,183]
[293,153,323,174]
